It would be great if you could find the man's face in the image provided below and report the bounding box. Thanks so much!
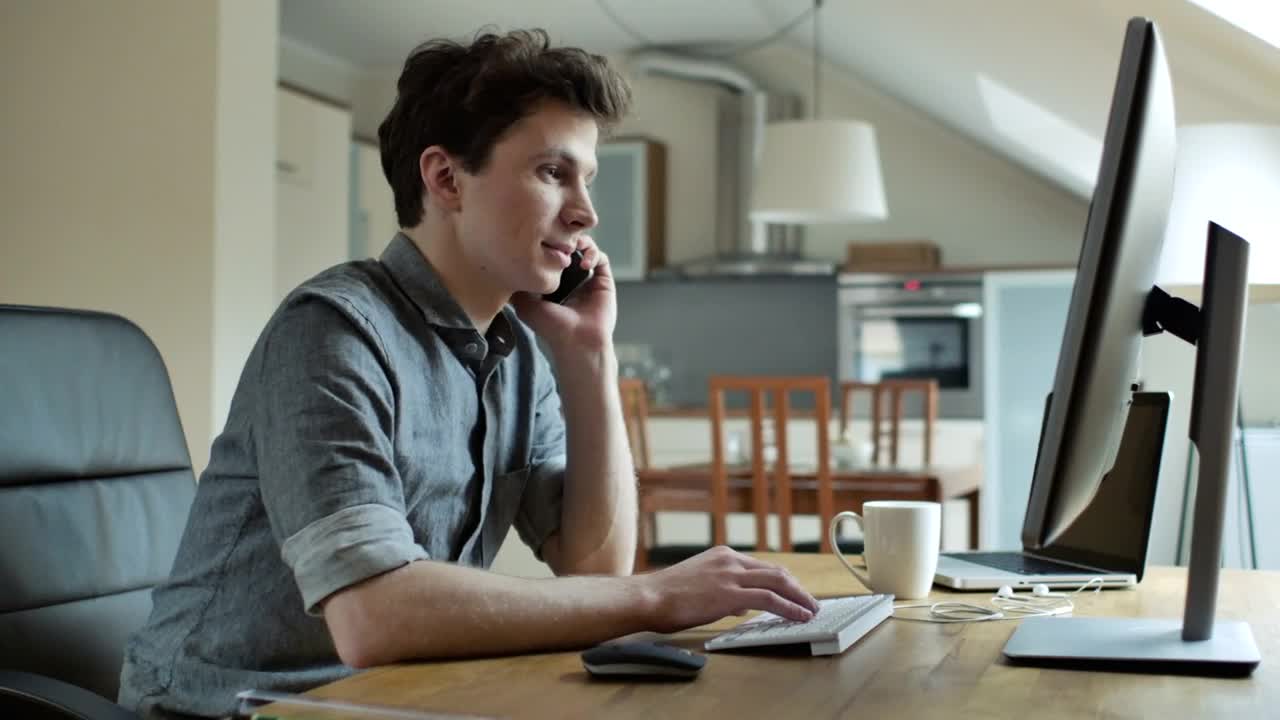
[454,100,600,297]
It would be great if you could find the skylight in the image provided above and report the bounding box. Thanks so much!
[1187,0,1280,50]
[976,74,1102,196]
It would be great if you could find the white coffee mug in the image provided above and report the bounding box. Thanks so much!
[830,501,941,600]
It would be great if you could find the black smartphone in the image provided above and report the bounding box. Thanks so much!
[542,249,593,304]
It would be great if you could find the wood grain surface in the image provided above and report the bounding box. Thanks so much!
[299,553,1277,719]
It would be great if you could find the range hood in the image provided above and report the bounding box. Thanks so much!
[629,51,837,277]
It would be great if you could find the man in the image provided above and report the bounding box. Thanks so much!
[119,29,818,719]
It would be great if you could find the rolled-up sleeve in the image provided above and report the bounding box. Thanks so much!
[254,295,427,615]
[513,349,567,560]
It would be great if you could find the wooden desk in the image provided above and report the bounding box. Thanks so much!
[639,463,981,551]
[302,554,1277,719]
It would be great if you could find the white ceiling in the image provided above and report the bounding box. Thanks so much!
[280,0,1280,198]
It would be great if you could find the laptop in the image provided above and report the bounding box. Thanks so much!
[935,392,1170,591]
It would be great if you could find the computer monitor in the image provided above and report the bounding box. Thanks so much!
[1019,17,1175,552]
[1004,17,1260,676]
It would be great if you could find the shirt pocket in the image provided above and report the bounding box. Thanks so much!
[482,465,530,565]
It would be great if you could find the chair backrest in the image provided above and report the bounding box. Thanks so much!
[618,377,651,470]
[838,379,938,466]
[0,305,196,700]
[707,375,834,553]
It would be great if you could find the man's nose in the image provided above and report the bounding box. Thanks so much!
[563,188,598,230]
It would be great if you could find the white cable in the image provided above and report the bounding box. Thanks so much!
[827,511,1104,624]
[892,601,1006,623]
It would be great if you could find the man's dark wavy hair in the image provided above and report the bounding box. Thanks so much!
[378,28,632,228]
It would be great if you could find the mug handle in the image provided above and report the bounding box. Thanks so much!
[829,511,873,590]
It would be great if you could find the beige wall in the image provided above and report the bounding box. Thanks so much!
[2,0,279,474]
[275,87,351,298]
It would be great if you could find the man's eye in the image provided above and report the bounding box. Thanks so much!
[540,165,562,180]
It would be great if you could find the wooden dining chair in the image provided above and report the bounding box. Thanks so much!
[625,375,754,571]
[623,378,732,571]
[618,377,651,471]
[838,379,939,466]
[708,375,837,553]
[620,377,662,570]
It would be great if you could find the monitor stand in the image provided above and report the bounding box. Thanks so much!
[1004,616,1257,677]
[1004,222,1261,677]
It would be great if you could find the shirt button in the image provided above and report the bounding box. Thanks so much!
[464,342,480,355]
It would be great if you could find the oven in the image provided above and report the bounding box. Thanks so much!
[837,272,984,419]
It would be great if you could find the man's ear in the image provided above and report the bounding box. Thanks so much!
[419,145,462,212]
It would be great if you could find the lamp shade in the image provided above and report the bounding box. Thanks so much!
[1157,124,1280,289]
[749,119,888,223]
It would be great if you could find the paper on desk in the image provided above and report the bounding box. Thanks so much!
[234,689,497,720]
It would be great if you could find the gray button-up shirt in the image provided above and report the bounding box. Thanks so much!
[119,234,567,719]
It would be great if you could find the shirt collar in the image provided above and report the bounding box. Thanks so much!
[380,232,516,358]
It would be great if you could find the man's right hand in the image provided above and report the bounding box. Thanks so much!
[636,546,822,633]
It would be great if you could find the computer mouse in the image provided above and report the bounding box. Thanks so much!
[581,640,707,680]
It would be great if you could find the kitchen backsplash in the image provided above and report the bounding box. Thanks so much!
[612,275,839,408]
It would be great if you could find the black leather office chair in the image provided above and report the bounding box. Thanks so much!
[0,305,197,719]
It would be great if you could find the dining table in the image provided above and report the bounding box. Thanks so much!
[636,459,981,566]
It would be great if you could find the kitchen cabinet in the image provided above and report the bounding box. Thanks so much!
[590,138,666,279]
[1223,429,1280,569]
[276,86,351,299]
[351,139,398,260]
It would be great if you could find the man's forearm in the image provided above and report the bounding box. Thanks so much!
[324,559,655,667]
[552,346,638,574]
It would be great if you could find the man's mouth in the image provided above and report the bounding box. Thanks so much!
[542,242,573,267]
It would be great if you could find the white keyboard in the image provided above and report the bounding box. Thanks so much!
[705,594,894,656]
